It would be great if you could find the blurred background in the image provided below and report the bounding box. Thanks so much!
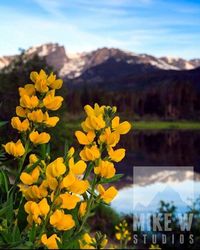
[0,0,200,249]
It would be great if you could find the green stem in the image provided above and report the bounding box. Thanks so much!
[9,139,30,195]
[78,175,97,233]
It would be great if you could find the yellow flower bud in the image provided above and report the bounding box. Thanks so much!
[3,140,25,157]
[29,131,50,144]
[68,147,75,158]
[84,103,105,117]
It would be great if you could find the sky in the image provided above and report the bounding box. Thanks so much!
[0,0,200,59]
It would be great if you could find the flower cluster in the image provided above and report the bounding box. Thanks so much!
[75,103,131,204]
[115,220,131,247]
[2,70,131,249]
[3,69,63,156]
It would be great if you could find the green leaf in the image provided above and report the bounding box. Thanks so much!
[98,174,124,184]
[0,170,10,193]
[12,225,21,242]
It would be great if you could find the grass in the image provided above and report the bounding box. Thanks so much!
[63,120,200,131]
[132,120,200,130]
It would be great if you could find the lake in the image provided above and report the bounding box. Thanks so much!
[111,130,200,214]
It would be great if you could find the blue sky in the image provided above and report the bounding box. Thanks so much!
[0,0,200,58]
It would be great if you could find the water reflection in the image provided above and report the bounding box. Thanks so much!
[116,130,200,179]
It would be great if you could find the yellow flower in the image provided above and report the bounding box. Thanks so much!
[61,171,76,188]
[20,95,39,109]
[3,140,25,157]
[28,109,44,123]
[30,69,47,83]
[69,157,87,175]
[82,115,105,132]
[79,233,96,249]
[47,177,58,190]
[38,198,50,216]
[59,193,80,210]
[108,148,125,162]
[47,72,63,89]
[43,90,63,111]
[11,117,29,132]
[79,202,87,217]
[75,130,95,145]
[94,160,116,179]
[112,116,131,135]
[41,234,60,249]
[43,112,59,127]
[20,167,40,185]
[115,233,122,240]
[46,157,66,178]
[19,84,35,97]
[97,184,118,204]
[16,106,28,117]
[29,131,50,144]
[68,179,89,195]
[84,103,105,117]
[80,145,100,161]
[99,128,120,147]
[50,209,75,231]
[24,201,41,224]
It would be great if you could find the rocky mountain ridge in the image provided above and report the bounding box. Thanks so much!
[0,43,199,79]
